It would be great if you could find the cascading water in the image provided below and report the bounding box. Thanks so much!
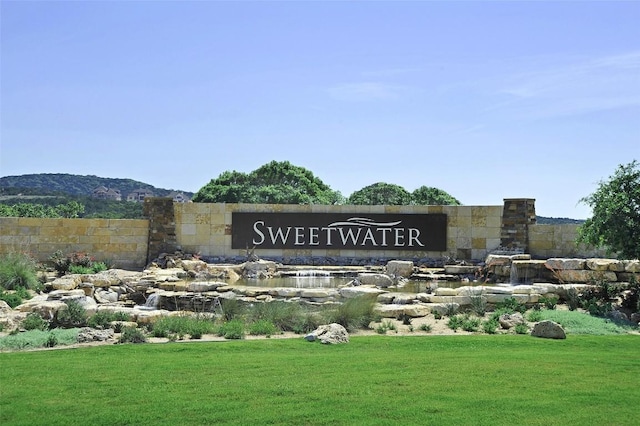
[509,262,520,285]
[293,270,332,288]
[141,293,160,310]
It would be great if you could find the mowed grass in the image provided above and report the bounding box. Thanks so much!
[1,335,638,425]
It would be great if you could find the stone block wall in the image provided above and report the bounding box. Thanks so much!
[0,217,149,269]
[172,203,503,262]
[529,224,608,259]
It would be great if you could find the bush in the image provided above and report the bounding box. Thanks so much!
[447,315,464,332]
[419,323,432,333]
[217,319,245,339]
[0,252,41,291]
[495,297,527,314]
[220,299,245,321]
[515,323,529,334]
[151,314,216,339]
[119,326,147,344]
[323,296,377,331]
[21,312,49,331]
[48,251,107,276]
[539,296,558,310]
[55,300,88,328]
[461,316,481,332]
[526,310,543,322]
[247,301,305,332]
[0,287,28,308]
[483,319,499,334]
[88,310,130,329]
[248,319,278,337]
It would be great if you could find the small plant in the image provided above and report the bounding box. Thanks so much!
[0,252,41,291]
[375,320,397,334]
[220,299,245,321]
[526,310,543,322]
[408,325,414,332]
[483,319,499,334]
[248,319,278,337]
[48,251,106,276]
[461,316,481,332]
[447,315,464,332]
[495,297,527,314]
[45,333,58,348]
[539,296,558,310]
[468,294,488,316]
[88,310,130,329]
[432,311,442,320]
[217,319,245,339]
[119,326,147,344]
[0,287,27,308]
[419,323,432,333]
[514,323,529,334]
[55,300,88,328]
[21,312,48,331]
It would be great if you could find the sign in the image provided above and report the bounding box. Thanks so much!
[232,212,447,251]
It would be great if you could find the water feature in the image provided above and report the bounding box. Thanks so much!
[137,293,160,310]
[510,262,520,285]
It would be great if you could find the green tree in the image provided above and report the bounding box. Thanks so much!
[193,161,342,204]
[56,201,85,218]
[577,160,640,259]
[346,182,412,205]
[411,186,461,205]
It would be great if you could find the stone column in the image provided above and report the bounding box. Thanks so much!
[143,197,177,263]
[500,198,536,253]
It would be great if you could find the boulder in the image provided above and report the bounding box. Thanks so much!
[386,260,414,278]
[586,258,624,272]
[77,327,115,343]
[531,320,566,339]
[554,270,617,283]
[339,286,386,299]
[545,258,586,271]
[305,323,349,344]
[357,273,394,288]
[623,260,640,273]
[427,302,459,316]
[444,265,478,275]
[50,276,81,291]
[499,312,526,329]
[95,289,119,304]
[242,260,277,278]
[0,300,12,315]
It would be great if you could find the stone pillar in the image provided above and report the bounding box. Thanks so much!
[500,198,536,253]
[144,197,177,263]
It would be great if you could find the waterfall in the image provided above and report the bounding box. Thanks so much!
[295,270,331,277]
[509,262,520,285]
[144,293,160,309]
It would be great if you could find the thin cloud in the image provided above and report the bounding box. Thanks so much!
[327,82,407,102]
[496,51,640,119]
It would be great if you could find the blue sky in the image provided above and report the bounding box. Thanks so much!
[1,1,638,219]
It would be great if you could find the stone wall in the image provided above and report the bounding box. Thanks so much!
[0,217,149,269]
[528,224,608,259]
[171,202,503,262]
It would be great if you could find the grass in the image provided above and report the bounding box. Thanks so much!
[538,309,638,335]
[0,328,78,351]
[0,335,638,425]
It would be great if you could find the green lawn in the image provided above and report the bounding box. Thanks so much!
[1,335,638,425]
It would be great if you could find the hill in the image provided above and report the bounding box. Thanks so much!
[0,173,192,198]
[536,216,585,225]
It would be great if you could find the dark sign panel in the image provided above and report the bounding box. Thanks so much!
[232,212,447,251]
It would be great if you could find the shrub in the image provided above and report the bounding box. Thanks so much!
[220,299,245,321]
[0,252,41,291]
[0,287,27,308]
[151,314,216,339]
[217,319,245,339]
[468,294,488,316]
[495,297,527,314]
[565,287,581,311]
[461,316,481,332]
[248,319,278,337]
[119,326,147,344]
[539,296,558,310]
[48,251,106,276]
[88,310,130,329]
[247,301,304,332]
[375,320,397,335]
[447,315,464,332]
[323,296,377,331]
[483,319,499,334]
[526,310,543,322]
[515,323,529,334]
[45,333,58,348]
[419,323,432,333]
[432,311,443,320]
[397,313,412,325]
[21,312,48,331]
[55,300,88,328]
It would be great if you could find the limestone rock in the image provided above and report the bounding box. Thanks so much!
[95,288,119,304]
[531,320,566,339]
[386,260,414,278]
[554,270,617,283]
[339,286,386,299]
[50,275,81,291]
[434,287,458,296]
[623,260,640,273]
[357,273,393,288]
[242,260,277,279]
[444,265,478,275]
[0,300,12,315]
[305,323,349,344]
[545,258,586,271]
[427,302,460,316]
[499,312,526,329]
[586,258,624,272]
[77,327,115,343]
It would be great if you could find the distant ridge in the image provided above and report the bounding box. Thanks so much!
[0,173,193,198]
